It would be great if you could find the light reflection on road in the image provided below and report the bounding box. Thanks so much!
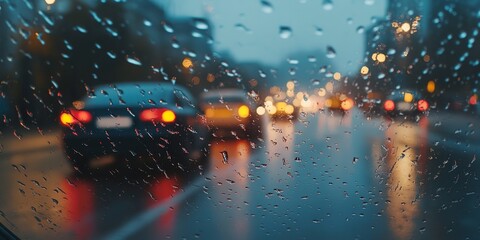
[208,139,252,240]
[383,117,428,239]
[266,120,295,174]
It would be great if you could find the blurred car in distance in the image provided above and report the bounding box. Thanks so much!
[325,93,355,112]
[382,90,429,117]
[60,82,209,174]
[200,89,262,139]
[359,91,384,116]
[259,97,298,120]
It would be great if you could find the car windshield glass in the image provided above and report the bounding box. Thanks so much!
[0,1,479,240]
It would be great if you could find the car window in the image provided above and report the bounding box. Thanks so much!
[0,1,479,240]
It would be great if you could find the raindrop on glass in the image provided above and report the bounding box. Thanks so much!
[326,46,336,58]
[193,18,209,30]
[126,56,142,66]
[261,1,273,13]
[356,26,365,34]
[220,151,229,164]
[322,0,333,10]
[279,26,292,39]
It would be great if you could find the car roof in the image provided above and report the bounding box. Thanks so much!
[200,89,248,99]
[83,82,193,108]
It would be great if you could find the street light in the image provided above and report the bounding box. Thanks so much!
[45,0,56,5]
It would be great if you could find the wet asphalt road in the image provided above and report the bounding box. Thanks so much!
[0,109,479,240]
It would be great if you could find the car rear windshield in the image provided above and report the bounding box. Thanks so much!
[84,84,175,107]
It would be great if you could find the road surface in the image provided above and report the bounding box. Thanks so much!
[0,109,479,239]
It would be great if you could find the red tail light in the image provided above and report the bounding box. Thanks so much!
[469,95,477,105]
[384,100,395,111]
[140,108,176,123]
[417,99,429,111]
[60,110,92,126]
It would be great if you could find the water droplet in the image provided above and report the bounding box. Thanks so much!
[353,157,359,164]
[76,26,87,33]
[315,27,323,36]
[143,20,152,27]
[311,79,321,86]
[193,18,209,30]
[162,22,174,33]
[356,26,365,34]
[326,46,336,58]
[220,151,229,164]
[126,56,142,66]
[235,23,251,33]
[279,26,292,39]
[261,1,273,13]
[364,0,375,5]
[322,0,333,10]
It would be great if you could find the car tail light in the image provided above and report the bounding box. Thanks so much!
[469,95,477,105]
[237,105,250,118]
[417,99,429,111]
[140,108,176,123]
[384,100,395,111]
[60,110,92,126]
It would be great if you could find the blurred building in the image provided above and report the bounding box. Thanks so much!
[360,0,428,95]
[0,0,215,127]
[360,0,479,100]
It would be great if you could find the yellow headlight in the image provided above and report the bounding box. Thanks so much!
[275,102,287,112]
[404,92,414,103]
[238,105,250,118]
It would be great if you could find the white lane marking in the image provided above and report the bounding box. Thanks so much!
[102,175,206,240]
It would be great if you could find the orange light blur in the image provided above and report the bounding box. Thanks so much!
[384,100,395,111]
[417,100,429,111]
[182,58,193,68]
[341,98,354,111]
[60,113,76,126]
[427,81,435,93]
[237,105,250,118]
[161,110,176,123]
[60,110,92,126]
[140,108,176,123]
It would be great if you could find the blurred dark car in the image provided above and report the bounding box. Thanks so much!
[0,95,11,130]
[382,90,429,117]
[61,82,209,173]
[200,89,262,139]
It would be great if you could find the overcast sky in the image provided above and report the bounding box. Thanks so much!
[155,0,387,74]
